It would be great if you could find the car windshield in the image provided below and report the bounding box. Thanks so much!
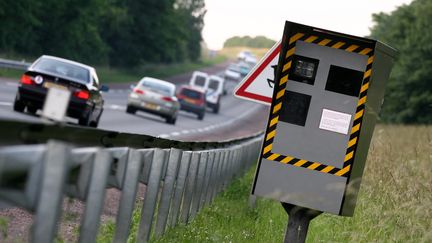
[240,66,249,72]
[194,76,206,87]
[140,80,174,96]
[33,58,90,83]
[208,80,219,90]
[181,88,201,99]
[228,65,239,72]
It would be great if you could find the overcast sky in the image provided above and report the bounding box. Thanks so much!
[203,0,413,49]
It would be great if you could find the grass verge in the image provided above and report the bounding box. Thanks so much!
[0,55,227,83]
[120,125,430,243]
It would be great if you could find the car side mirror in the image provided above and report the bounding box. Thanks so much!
[130,84,135,90]
[100,85,110,92]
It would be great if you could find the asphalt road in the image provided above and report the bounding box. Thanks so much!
[0,64,268,141]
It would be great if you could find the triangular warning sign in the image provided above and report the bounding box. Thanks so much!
[234,40,281,105]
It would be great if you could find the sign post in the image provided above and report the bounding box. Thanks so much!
[249,21,397,242]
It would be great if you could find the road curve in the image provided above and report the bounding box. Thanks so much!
[0,63,268,142]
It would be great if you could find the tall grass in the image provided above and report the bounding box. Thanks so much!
[146,125,431,243]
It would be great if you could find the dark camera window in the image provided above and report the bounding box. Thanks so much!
[325,65,364,97]
[289,55,319,85]
[279,91,311,126]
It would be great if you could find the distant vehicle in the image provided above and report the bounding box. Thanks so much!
[238,62,252,77]
[244,55,257,66]
[237,50,253,61]
[176,85,206,120]
[224,63,241,81]
[189,71,209,90]
[13,55,108,127]
[206,75,224,113]
[126,77,179,124]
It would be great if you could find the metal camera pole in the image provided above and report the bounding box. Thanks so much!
[282,203,322,243]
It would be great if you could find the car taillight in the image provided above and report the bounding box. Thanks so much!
[134,88,144,94]
[196,99,205,105]
[74,90,90,100]
[162,96,173,102]
[20,75,34,85]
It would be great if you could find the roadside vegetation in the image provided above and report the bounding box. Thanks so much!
[223,36,276,49]
[0,0,206,67]
[370,0,432,123]
[139,125,430,243]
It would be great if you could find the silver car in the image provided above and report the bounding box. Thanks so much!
[126,77,180,124]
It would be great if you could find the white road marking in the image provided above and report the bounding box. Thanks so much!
[6,82,18,87]
[106,104,126,110]
[0,101,12,106]
[158,104,262,138]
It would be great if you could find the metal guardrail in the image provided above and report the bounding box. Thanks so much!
[0,119,264,242]
[0,58,31,70]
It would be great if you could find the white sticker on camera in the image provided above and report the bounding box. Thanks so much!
[42,87,71,122]
[319,109,352,135]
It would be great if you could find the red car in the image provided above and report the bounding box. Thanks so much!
[176,85,206,120]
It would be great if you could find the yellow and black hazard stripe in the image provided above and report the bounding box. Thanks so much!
[262,32,374,178]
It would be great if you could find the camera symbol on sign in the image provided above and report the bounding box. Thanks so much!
[267,65,277,88]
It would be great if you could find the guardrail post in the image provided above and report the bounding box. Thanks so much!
[78,149,113,243]
[189,151,207,220]
[223,149,232,189]
[207,150,220,204]
[200,151,214,209]
[139,149,155,185]
[137,149,167,243]
[219,150,228,192]
[180,152,200,224]
[169,151,191,228]
[33,141,70,243]
[154,148,182,237]
[113,149,145,243]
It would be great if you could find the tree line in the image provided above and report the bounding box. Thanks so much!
[0,0,206,67]
[370,0,432,124]
[223,36,276,48]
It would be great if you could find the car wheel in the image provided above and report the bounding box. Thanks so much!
[13,96,25,112]
[89,120,99,128]
[79,111,92,126]
[90,109,103,128]
[198,111,204,120]
[166,116,176,125]
[27,105,37,115]
[213,103,220,114]
[126,106,136,114]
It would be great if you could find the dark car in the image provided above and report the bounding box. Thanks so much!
[176,85,206,120]
[13,55,108,127]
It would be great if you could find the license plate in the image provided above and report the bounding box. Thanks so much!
[184,98,195,104]
[44,82,68,90]
[142,102,158,110]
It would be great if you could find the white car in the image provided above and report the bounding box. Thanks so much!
[189,71,209,90]
[245,55,257,66]
[224,64,241,81]
[126,77,180,124]
[237,50,253,61]
[206,75,224,113]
